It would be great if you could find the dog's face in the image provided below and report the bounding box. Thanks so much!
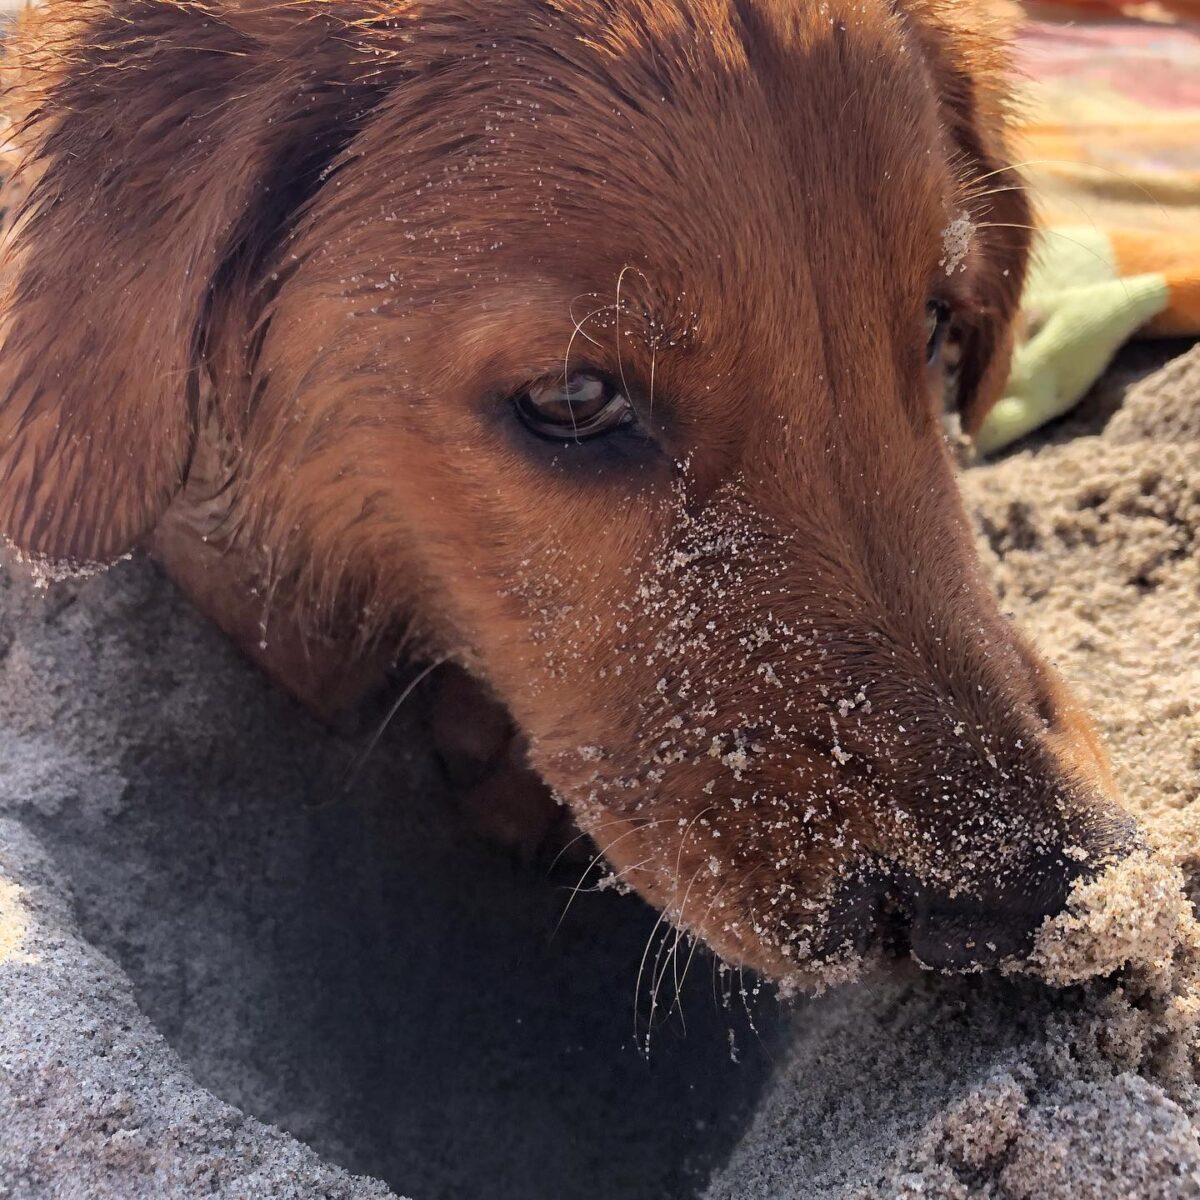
[0,0,1136,987]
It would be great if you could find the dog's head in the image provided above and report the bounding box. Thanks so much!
[0,0,1137,987]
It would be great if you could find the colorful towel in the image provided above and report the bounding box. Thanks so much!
[977,3,1200,454]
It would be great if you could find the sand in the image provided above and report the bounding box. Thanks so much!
[0,346,1197,1197]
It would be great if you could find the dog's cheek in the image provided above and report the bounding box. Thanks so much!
[414,467,677,724]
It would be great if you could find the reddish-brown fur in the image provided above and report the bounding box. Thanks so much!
[0,0,1136,987]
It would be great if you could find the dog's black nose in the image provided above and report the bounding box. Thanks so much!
[904,807,1144,972]
[811,806,1143,973]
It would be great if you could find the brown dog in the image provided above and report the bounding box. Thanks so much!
[0,0,1137,991]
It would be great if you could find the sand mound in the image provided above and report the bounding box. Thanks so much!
[0,541,778,1198]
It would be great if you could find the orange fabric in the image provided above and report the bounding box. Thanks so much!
[1028,1,1200,19]
[1108,230,1200,279]
[1159,274,1200,332]
[1012,10,1200,339]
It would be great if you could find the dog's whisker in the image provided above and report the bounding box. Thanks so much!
[544,811,646,876]
[667,804,717,919]
[561,300,622,440]
[565,301,613,359]
[334,658,446,800]
[970,157,1169,218]
[614,264,647,415]
[736,964,760,1035]
[562,855,657,897]
[634,896,674,1057]
[666,874,738,1030]
[640,923,676,1056]
[551,819,662,940]
[648,338,657,422]
[976,222,1135,301]
[651,860,707,1038]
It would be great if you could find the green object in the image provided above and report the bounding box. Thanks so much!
[974,228,1170,457]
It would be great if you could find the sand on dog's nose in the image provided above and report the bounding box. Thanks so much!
[1024,851,1198,989]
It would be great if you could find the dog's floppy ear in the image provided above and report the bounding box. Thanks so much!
[0,1,396,566]
[907,0,1033,437]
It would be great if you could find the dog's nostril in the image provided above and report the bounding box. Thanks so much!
[811,865,891,964]
[905,882,1060,972]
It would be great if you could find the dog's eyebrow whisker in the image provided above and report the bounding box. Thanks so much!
[567,290,608,324]
[613,263,645,414]
[960,183,1031,206]
[970,157,1168,217]
[972,184,1122,263]
[564,302,615,367]
[648,338,657,422]
[567,292,613,323]
[976,221,1129,294]
[561,301,619,441]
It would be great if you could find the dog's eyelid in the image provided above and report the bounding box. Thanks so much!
[510,367,639,443]
[924,297,954,366]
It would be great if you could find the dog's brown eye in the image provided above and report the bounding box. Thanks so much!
[926,300,952,366]
[513,371,634,441]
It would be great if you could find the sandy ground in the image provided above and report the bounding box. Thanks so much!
[0,345,1197,1197]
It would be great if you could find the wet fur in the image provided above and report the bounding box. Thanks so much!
[0,0,1134,986]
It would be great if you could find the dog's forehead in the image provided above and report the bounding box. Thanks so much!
[300,0,967,422]
[331,0,963,372]
[371,0,955,255]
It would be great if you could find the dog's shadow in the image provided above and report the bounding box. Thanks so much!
[8,558,784,1200]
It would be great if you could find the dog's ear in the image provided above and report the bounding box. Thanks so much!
[907,1,1033,437]
[0,2,397,566]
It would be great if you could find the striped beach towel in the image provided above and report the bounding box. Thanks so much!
[978,1,1200,452]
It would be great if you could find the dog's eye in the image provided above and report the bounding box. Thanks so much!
[513,371,634,441]
[926,300,952,366]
